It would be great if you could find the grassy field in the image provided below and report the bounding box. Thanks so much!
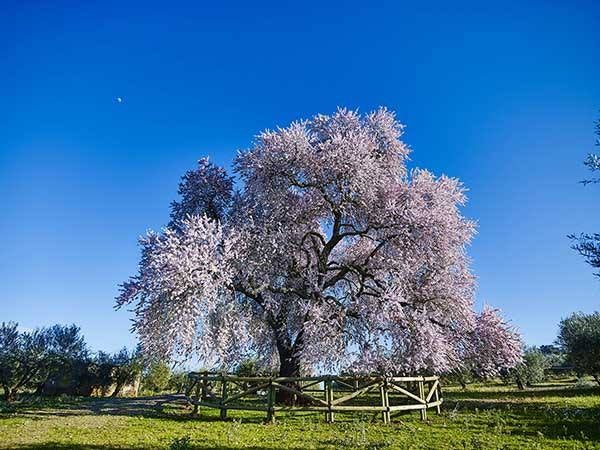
[0,379,599,449]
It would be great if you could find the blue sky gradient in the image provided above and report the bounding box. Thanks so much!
[2,1,600,353]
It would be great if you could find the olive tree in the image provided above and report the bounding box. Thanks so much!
[0,322,87,401]
[570,117,600,278]
[557,312,600,385]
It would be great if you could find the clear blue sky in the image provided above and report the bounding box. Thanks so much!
[2,1,599,353]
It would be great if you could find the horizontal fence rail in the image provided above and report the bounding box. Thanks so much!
[184,371,443,424]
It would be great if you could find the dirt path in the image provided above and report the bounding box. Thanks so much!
[15,394,191,418]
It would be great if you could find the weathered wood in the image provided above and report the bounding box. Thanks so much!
[201,372,209,402]
[188,399,222,409]
[266,380,275,423]
[331,377,356,390]
[299,379,323,390]
[220,378,228,420]
[276,405,389,412]
[426,379,439,403]
[380,380,390,424]
[388,382,426,404]
[223,382,270,404]
[332,405,388,411]
[227,378,251,389]
[189,373,438,384]
[192,381,201,415]
[327,378,334,423]
[274,405,329,412]
[185,378,197,397]
[200,384,220,400]
[331,380,380,406]
[324,378,330,422]
[271,382,328,406]
[418,381,427,420]
[389,376,438,382]
[184,372,443,423]
[388,403,427,412]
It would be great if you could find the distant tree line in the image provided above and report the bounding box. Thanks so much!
[0,322,187,402]
[3,311,598,401]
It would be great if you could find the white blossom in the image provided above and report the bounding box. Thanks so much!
[118,107,522,375]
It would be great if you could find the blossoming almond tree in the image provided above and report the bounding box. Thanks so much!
[117,108,522,379]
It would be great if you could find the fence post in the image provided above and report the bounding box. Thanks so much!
[184,375,193,398]
[266,378,275,424]
[434,378,441,414]
[200,371,208,401]
[379,378,390,424]
[418,379,427,421]
[384,378,391,424]
[220,373,228,420]
[185,373,440,423]
[325,377,334,423]
[192,378,201,415]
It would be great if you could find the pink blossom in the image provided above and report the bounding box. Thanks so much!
[118,107,522,376]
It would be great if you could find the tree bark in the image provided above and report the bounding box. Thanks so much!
[278,349,301,378]
[34,381,45,396]
[111,381,125,398]
[515,375,525,390]
[3,385,14,402]
[275,345,303,405]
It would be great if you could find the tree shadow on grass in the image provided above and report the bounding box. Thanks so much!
[5,388,600,446]
[2,394,276,424]
[444,387,600,441]
[10,444,305,450]
[444,385,599,401]
[2,395,192,420]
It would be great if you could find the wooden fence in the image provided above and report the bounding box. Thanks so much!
[184,371,442,423]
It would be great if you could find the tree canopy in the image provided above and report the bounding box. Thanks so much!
[118,108,522,377]
[0,322,87,401]
[557,311,600,384]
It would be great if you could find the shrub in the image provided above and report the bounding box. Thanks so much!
[0,322,88,401]
[502,347,552,389]
[142,361,172,394]
[168,371,188,394]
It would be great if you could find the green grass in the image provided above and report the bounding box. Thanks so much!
[1,379,599,449]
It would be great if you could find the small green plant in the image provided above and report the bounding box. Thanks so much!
[469,435,484,450]
[169,435,191,450]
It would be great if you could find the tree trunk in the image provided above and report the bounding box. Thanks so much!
[275,346,303,405]
[34,381,45,396]
[111,381,125,398]
[3,385,14,402]
[278,350,301,378]
[515,375,525,390]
